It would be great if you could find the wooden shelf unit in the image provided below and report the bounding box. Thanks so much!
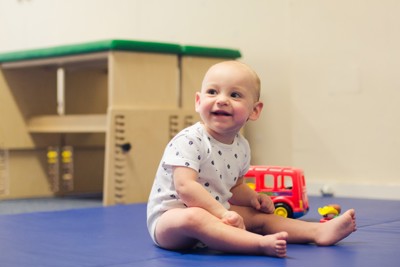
[0,39,241,204]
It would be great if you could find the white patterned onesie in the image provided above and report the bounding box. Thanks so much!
[146,122,251,245]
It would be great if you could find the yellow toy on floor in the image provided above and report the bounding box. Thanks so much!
[318,204,342,222]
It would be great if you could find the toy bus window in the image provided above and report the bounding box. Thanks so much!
[276,175,293,190]
[263,174,274,189]
[283,175,293,189]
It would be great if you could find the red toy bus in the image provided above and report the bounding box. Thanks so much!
[244,166,309,219]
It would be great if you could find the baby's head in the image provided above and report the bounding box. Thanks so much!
[196,60,263,143]
[201,60,261,103]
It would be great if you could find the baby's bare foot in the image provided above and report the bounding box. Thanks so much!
[315,209,357,246]
[260,231,288,257]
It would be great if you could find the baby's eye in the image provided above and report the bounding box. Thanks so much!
[206,89,218,95]
[231,92,242,98]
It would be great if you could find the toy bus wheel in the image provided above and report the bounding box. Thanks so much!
[274,203,293,218]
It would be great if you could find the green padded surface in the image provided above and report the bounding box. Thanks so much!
[0,40,181,63]
[0,40,241,63]
[180,45,241,59]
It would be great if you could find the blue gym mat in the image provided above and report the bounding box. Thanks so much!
[0,196,399,267]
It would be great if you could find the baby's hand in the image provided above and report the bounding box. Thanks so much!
[251,193,275,214]
[221,211,246,230]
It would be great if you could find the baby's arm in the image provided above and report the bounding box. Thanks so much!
[173,166,245,229]
[230,177,275,214]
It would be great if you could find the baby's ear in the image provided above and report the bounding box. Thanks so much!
[248,101,263,121]
[195,92,201,112]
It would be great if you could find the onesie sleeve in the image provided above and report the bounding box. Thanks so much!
[162,133,203,173]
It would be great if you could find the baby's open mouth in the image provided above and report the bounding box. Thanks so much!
[211,110,232,116]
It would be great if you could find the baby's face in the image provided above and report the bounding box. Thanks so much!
[195,62,262,144]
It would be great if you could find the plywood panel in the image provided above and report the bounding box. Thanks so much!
[109,52,179,109]
[103,108,199,205]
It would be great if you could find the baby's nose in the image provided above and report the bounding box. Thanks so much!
[216,95,229,105]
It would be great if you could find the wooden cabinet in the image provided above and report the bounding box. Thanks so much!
[0,40,240,205]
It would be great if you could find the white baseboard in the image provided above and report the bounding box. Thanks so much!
[307,181,400,200]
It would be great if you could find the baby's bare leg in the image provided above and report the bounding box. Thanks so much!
[155,207,288,257]
[231,205,356,246]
